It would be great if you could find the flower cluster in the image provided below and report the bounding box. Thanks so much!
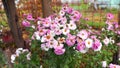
[11,48,31,63]
[100,13,120,68]
[102,13,120,46]
[21,5,115,56]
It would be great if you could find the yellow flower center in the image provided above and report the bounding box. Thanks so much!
[50,42,53,45]
[73,16,77,19]
[46,22,48,24]
[64,29,67,32]
[82,33,84,36]
[46,35,51,39]
[58,16,61,19]
[39,29,43,32]
[88,41,90,45]
[70,24,73,27]
[60,38,64,41]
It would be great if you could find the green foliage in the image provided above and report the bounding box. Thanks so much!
[13,51,41,68]
[0,21,8,27]
[79,19,106,29]
[42,46,81,68]
[79,44,117,68]
[70,4,89,11]
[0,50,7,68]
[104,8,118,14]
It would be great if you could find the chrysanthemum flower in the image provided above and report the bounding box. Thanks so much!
[77,30,88,40]
[103,37,110,46]
[85,38,93,48]
[22,20,31,27]
[54,44,65,55]
[106,13,114,20]
[68,20,77,30]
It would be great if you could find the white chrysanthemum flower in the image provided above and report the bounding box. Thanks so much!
[41,44,49,51]
[22,49,29,53]
[59,10,65,16]
[26,52,31,60]
[62,28,70,35]
[103,37,110,46]
[80,48,88,53]
[101,28,105,31]
[102,61,107,68]
[85,38,93,48]
[47,39,58,48]
[68,20,76,30]
[11,54,16,63]
[110,37,115,44]
[37,21,42,25]
[63,24,69,29]
[31,25,35,29]
[57,23,64,28]
[17,48,23,51]
[15,48,23,56]
[40,65,43,68]
[34,32,41,40]
[73,47,75,49]
[36,35,41,40]
[77,30,88,40]
[41,36,46,42]
[49,30,55,37]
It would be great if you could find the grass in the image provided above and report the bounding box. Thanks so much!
[70,3,89,11]
[86,21,106,29]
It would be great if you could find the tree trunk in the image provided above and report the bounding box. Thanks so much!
[41,0,53,17]
[2,0,24,48]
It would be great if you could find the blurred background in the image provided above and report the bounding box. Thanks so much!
[0,0,120,30]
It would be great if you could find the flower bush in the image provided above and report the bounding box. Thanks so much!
[11,5,120,68]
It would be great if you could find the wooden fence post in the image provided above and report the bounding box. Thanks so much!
[2,0,24,48]
[41,0,53,17]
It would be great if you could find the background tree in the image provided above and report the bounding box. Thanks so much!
[2,0,24,48]
[2,0,25,68]
[42,0,53,17]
